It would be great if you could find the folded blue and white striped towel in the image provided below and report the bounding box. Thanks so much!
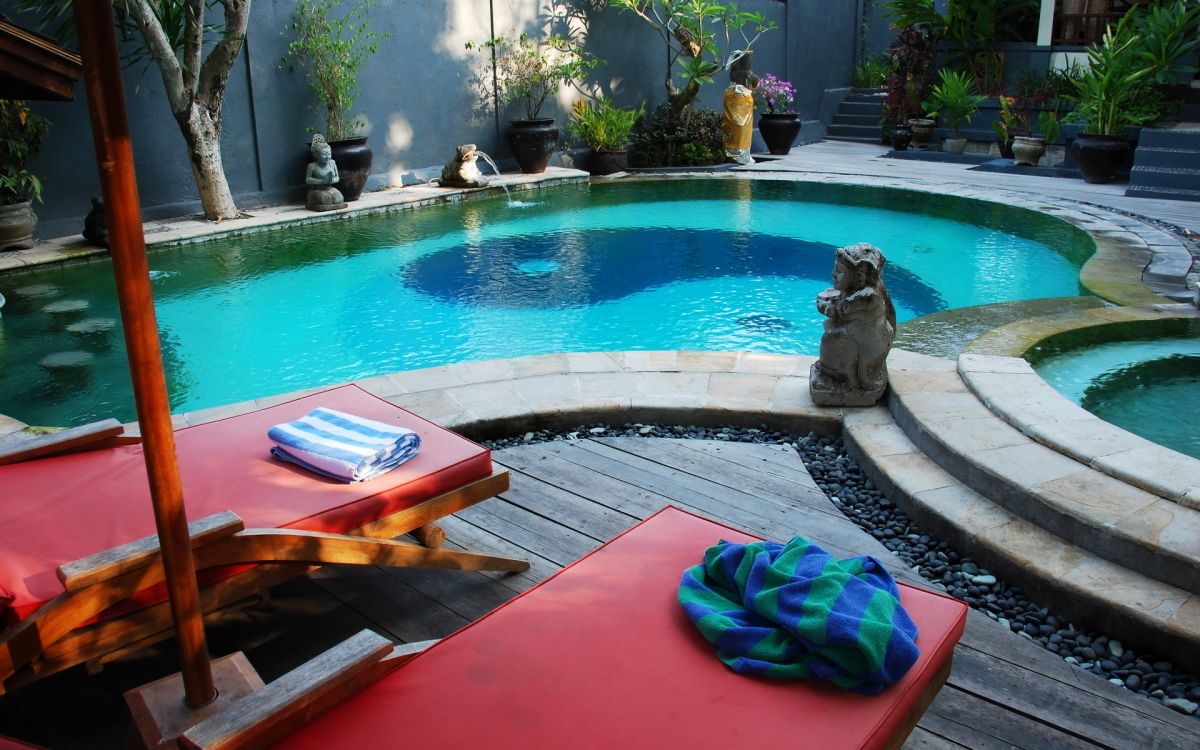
[267,407,421,482]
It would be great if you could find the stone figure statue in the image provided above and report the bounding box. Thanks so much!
[82,196,108,248]
[809,243,897,406]
[438,144,490,188]
[722,50,757,165]
[306,134,346,212]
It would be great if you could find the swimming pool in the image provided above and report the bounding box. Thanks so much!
[0,179,1091,426]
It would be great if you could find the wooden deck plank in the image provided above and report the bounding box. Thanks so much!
[306,565,468,645]
[922,685,1099,749]
[902,726,971,749]
[495,461,642,540]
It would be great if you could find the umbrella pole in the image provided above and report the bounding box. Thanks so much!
[72,0,215,709]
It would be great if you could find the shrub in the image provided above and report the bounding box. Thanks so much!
[568,99,646,151]
[0,100,50,204]
[467,34,598,120]
[628,104,725,167]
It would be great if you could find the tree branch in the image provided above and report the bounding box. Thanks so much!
[122,0,189,114]
[197,0,251,113]
[182,0,204,92]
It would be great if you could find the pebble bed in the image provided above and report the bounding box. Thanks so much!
[486,423,1200,718]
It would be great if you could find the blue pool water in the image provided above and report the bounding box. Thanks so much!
[0,180,1091,426]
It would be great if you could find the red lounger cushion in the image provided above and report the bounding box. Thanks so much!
[0,385,492,623]
[279,506,968,750]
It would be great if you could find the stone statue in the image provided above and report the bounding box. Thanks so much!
[82,196,108,248]
[722,50,757,165]
[809,243,897,406]
[438,144,490,188]
[306,134,346,212]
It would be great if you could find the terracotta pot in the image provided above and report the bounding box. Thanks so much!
[328,136,373,201]
[0,200,36,251]
[758,113,802,155]
[1073,133,1130,184]
[508,119,559,174]
[1012,136,1046,167]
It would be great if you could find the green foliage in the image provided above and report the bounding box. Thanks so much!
[468,34,599,121]
[628,104,725,167]
[1068,14,1153,135]
[568,99,646,150]
[924,68,984,137]
[853,53,894,89]
[285,0,388,141]
[1036,111,1060,145]
[1129,0,1200,86]
[0,101,50,204]
[611,1,775,113]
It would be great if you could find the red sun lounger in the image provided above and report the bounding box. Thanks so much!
[0,384,527,691]
[181,506,969,750]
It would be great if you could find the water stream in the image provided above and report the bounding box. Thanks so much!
[474,151,512,205]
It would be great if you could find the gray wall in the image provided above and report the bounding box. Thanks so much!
[5,0,857,239]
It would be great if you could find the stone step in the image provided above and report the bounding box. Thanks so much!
[826,123,881,140]
[1136,127,1200,149]
[843,90,885,104]
[1130,147,1200,171]
[1124,185,1200,202]
[825,135,885,145]
[842,405,1200,671]
[838,102,882,117]
[1128,166,1200,191]
[883,352,1200,599]
[832,113,879,127]
[39,350,94,386]
[41,299,90,326]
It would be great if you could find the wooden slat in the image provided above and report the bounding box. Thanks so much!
[58,511,245,591]
[0,419,126,466]
[921,685,1098,749]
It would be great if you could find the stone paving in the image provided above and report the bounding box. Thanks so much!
[2,141,1199,669]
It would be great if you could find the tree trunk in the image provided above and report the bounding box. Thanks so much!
[176,101,238,221]
[668,80,701,116]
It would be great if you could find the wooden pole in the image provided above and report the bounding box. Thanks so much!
[71,0,216,709]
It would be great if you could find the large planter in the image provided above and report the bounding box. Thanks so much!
[588,149,627,176]
[1011,136,1046,167]
[329,136,373,202]
[908,118,935,149]
[1073,133,1130,184]
[942,137,967,155]
[508,119,559,174]
[889,125,913,151]
[757,113,802,155]
[0,200,36,251]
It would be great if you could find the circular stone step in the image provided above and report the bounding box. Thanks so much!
[42,299,90,326]
[39,350,95,386]
[13,283,61,300]
[66,317,117,349]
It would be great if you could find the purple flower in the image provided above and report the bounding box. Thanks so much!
[753,73,796,114]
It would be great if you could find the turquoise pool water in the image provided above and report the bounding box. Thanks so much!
[0,180,1090,426]
[1034,336,1200,459]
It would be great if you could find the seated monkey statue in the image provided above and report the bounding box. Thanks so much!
[438,144,490,188]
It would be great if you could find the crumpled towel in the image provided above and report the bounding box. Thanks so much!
[678,535,920,694]
[267,407,420,482]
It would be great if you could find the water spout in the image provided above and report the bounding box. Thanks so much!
[474,151,513,206]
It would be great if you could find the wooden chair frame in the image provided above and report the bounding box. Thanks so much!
[0,425,525,693]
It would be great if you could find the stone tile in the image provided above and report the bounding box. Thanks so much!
[1113,499,1200,565]
[1024,418,1154,464]
[1063,557,1188,623]
[675,351,738,372]
[732,352,808,376]
[977,518,1091,579]
[1034,469,1160,528]
[515,374,585,412]
[914,483,1014,532]
[923,415,1028,454]
[390,389,467,424]
[566,351,624,373]
[845,422,917,458]
[1181,486,1200,511]
[708,372,778,405]
[352,375,404,399]
[633,371,711,399]
[886,349,956,372]
[509,353,570,378]
[622,351,679,371]
[966,372,1091,427]
[896,391,994,422]
[887,369,967,396]
[1093,447,1200,501]
[841,405,892,429]
[970,442,1085,488]
[447,380,524,417]
[871,451,960,495]
[385,365,464,393]
[957,353,1033,375]
[0,414,27,438]
[1167,596,1200,635]
[452,358,517,385]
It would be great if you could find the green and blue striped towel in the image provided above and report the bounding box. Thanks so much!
[678,535,920,694]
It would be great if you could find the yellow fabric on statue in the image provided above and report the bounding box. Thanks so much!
[723,84,754,164]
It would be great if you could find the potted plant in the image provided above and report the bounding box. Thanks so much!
[1067,15,1153,183]
[0,100,50,251]
[469,34,598,174]
[924,68,983,154]
[568,98,645,175]
[1012,110,1057,167]
[991,94,1029,159]
[285,0,387,201]
[753,73,801,155]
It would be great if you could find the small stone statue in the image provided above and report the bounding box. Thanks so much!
[82,196,108,248]
[305,134,346,212]
[438,144,490,188]
[809,243,897,407]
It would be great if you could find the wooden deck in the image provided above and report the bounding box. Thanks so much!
[3,437,1198,748]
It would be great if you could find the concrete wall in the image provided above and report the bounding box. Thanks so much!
[4,0,853,239]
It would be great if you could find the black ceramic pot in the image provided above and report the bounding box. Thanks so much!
[758,113,802,155]
[1073,133,1130,184]
[329,136,372,201]
[889,125,913,151]
[588,149,627,176]
[508,119,559,174]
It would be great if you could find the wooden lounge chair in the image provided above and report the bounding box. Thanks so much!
[0,384,527,692]
[180,506,970,750]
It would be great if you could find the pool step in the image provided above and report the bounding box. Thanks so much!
[842,392,1200,670]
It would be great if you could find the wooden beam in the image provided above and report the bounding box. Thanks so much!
[0,20,82,101]
[0,419,126,466]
